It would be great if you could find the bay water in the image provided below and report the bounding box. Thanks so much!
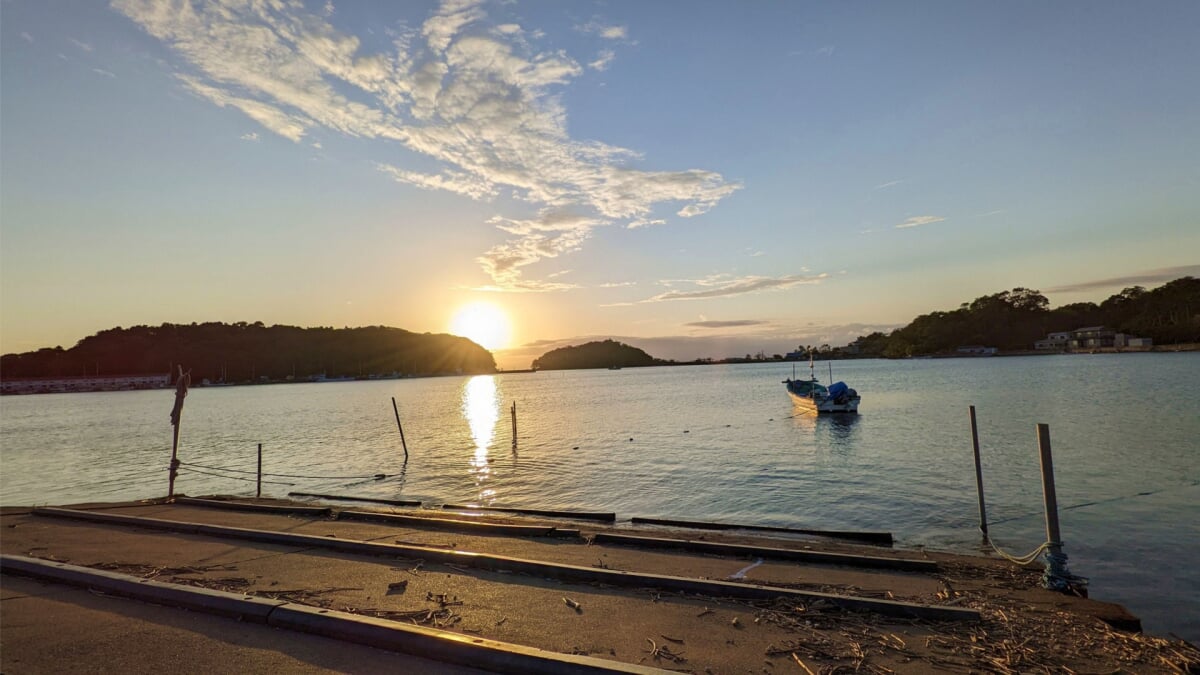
[2,354,1196,640]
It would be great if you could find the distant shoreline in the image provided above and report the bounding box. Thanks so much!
[3,345,1195,395]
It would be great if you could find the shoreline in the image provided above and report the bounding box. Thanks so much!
[4,346,1196,396]
[4,496,1197,673]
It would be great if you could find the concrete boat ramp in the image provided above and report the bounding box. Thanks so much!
[2,497,1195,673]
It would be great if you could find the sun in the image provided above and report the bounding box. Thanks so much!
[449,302,512,351]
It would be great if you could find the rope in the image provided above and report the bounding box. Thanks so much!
[987,539,1051,567]
[987,479,1200,526]
[176,465,295,486]
[179,461,388,480]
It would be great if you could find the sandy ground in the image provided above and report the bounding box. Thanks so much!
[2,498,1197,674]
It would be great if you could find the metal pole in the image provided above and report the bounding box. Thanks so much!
[1037,423,1062,550]
[1037,423,1076,591]
[511,401,517,448]
[969,406,988,537]
[392,397,408,459]
[257,443,263,498]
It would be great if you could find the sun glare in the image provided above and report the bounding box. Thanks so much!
[449,302,512,351]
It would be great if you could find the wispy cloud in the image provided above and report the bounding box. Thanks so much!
[1044,265,1200,294]
[92,68,117,78]
[599,281,636,288]
[895,215,945,229]
[815,45,835,56]
[69,38,93,52]
[589,49,615,71]
[685,319,769,329]
[21,32,34,43]
[113,0,738,291]
[640,273,828,303]
[577,21,628,40]
[241,132,260,142]
[975,209,1005,218]
[874,179,903,189]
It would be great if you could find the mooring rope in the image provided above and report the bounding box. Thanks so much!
[178,461,388,481]
[987,538,1051,567]
[987,478,1200,526]
[176,465,295,486]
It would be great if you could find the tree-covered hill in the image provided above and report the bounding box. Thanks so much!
[0,323,496,381]
[847,277,1199,358]
[531,339,657,370]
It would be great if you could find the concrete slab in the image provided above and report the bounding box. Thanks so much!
[1,575,488,675]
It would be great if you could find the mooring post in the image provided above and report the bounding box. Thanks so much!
[257,443,263,498]
[1037,423,1078,591]
[511,401,518,448]
[969,405,989,537]
[391,397,409,460]
[167,366,190,501]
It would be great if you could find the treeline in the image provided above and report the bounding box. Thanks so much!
[847,277,1199,358]
[1,322,496,381]
[532,339,658,370]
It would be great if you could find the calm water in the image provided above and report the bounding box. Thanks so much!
[2,354,1197,640]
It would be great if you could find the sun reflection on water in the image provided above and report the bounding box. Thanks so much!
[462,375,500,497]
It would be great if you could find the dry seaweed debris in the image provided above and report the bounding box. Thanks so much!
[744,592,1200,674]
[643,637,687,664]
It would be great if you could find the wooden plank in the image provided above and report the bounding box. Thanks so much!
[339,510,580,538]
[288,492,422,507]
[592,532,935,571]
[442,504,616,522]
[630,517,893,545]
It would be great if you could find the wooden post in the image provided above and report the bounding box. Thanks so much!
[969,406,989,537]
[392,397,409,460]
[511,401,517,448]
[257,443,263,498]
[167,366,190,501]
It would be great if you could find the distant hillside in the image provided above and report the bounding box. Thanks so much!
[0,322,496,381]
[844,276,1200,358]
[532,339,657,370]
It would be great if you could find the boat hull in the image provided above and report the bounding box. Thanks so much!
[785,380,860,414]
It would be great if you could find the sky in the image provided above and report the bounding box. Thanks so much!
[2,0,1197,369]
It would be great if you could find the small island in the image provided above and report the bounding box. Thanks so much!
[531,339,658,370]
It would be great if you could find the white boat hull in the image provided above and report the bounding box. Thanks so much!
[788,389,860,413]
[785,378,861,414]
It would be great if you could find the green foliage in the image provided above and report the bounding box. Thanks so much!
[0,322,496,380]
[532,339,656,370]
[846,277,1198,357]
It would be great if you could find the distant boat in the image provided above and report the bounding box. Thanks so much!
[783,355,861,414]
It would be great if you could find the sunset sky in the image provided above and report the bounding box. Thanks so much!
[2,1,1197,369]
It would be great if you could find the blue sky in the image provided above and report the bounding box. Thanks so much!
[2,0,1197,367]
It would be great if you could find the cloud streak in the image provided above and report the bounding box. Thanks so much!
[895,215,944,229]
[685,319,769,328]
[112,0,738,291]
[641,273,828,303]
[1044,265,1200,294]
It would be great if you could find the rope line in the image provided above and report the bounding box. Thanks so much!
[988,479,1200,526]
[987,539,1051,567]
[179,461,388,480]
[177,465,295,486]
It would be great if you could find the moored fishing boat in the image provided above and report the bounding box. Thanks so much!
[783,356,861,414]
